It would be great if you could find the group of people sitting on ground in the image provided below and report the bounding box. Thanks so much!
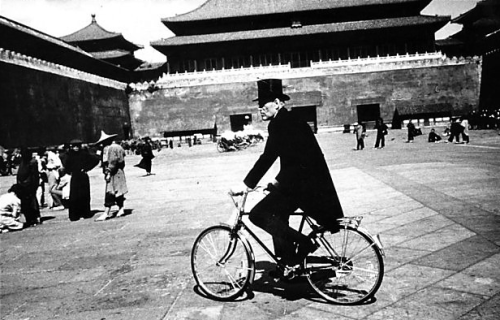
[426,117,470,144]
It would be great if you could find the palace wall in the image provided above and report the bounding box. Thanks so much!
[0,49,130,148]
[129,53,481,137]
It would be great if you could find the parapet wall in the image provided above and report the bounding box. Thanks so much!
[0,48,130,148]
[128,52,481,137]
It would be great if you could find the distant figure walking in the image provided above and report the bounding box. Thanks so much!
[353,122,365,150]
[374,118,388,149]
[461,117,470,144]
[447,118,463,143]
[135,137,155,176]
[95,132,128,221]
[406,120,415,143]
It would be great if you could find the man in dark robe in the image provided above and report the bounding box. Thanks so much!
[64,139,99,221]
[16,147,40,227]
[233,79,344,274]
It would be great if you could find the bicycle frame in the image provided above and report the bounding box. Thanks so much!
[224,189,384,270]
[192,188,385,303]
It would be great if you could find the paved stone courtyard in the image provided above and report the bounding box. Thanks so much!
[1,128,499,320]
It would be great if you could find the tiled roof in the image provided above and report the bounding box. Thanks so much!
[90,50,133,59]
[153,15,448,47]
[163,0,430,22]
[61,15,121,42]
[136,62,167,71]
[452,0,499,24]
[0,15,90,56]
[435,38,464,47]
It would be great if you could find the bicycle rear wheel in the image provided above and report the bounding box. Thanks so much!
[191,225,254,301]
[305,227,384,304]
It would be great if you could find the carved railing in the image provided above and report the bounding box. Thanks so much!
[131,52,480,90]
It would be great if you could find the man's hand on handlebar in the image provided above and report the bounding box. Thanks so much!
[229,182,250,196]
[264,179,280,193]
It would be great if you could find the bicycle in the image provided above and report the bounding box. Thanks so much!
[191,188,385,304]
[216,137,249,153]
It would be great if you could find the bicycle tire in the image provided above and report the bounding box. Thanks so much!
[191,225,254,301]
[305,226,384,305]
[216,141,225,153]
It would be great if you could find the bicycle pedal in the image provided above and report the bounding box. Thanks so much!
[282,265,301,280]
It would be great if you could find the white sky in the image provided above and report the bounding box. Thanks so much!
[0,0,482,63]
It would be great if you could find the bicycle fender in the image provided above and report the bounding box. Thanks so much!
[218,223,257,284]
[356,226,385,257]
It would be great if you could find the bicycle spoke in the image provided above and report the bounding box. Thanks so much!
[192,226,253,301]
[306,227,384,304]
[222,267,244,290]
[343,242,378,263]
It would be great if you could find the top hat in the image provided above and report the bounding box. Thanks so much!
[95,131,118,145]
[70,139,83,145]
[253,79,290,106]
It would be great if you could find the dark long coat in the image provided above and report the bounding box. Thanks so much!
[65,149,99,221]
[244,108,344,228]
[135,142,154,173]
[16,157,40,225]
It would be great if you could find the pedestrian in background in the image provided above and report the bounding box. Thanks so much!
[45,148,63,209]
[406,119,415,143]
[374,117,388,149]
[447,118,463,144]
[64,139,100,221]
[353,122,365,150]
[16,147,41,227]
[35,148,48,209]
[94,133,128,221]
[49,167,70,210]
[135,137,155,176]
[461,116,470,144]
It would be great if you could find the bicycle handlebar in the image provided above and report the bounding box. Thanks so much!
[228,186,264,197]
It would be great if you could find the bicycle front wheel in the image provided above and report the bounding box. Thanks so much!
[306,227,384,305]
[216,141,225,153]
[191,225,254,301]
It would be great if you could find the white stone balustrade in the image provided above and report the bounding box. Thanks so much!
[136,51,480,90]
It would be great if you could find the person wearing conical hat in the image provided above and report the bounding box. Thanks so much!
[231,79,344,279]
[94,132,128,221]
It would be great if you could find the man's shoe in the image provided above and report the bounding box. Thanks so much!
[268,268,283,279]
[269,265,302,282]
[95,213,110,221]
[116,209,126,217]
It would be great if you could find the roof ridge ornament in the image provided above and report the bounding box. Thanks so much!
[91,14,96,23]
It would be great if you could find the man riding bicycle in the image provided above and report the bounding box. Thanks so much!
[232,79,344,277]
